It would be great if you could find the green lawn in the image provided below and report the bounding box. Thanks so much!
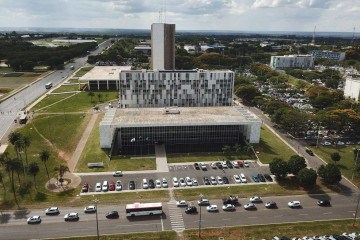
[75,67,93,77]
[76,113,156,172]
[167,151,255,163]
[184,219,359,240]
[33,90,118,113]
[0,72,44,99]
[310,144,360,181]
[45,231,177,240]
[52,84,82,93]
[253,125,296,163]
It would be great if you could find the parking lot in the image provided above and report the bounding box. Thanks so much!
[79,160,273,194]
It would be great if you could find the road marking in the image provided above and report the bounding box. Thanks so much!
[323,212,332,215]
[161,214,164,231]
[222,218,232,221]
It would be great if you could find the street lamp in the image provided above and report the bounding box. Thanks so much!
[198,193,203,238]
[93,197,100,240]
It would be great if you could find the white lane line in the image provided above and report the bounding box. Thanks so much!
[161,214,164,231]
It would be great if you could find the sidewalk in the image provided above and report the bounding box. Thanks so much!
[155,144,169,172]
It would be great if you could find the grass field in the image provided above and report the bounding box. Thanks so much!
[184,219,359,240]
[310,144,360,181]
[0,72,44,99]
[76,114,156,172]
[45,231,177,240]
[75,67,93,77]
[253,125,296,163]
[52,84,82,93]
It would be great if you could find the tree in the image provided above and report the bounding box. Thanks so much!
[28,162,40,190]
[232,143,242,154]
[5,159,19,207]
[54,164,69,186]
[297,168,317,188]
[97,93,103,102]
[330,152,341,164]
[87,91,95,102]
[288,155,307,175]
[39,150,51,183]
[21,135,31,166]
[269,158,289,179]
[234,84,261,103]
[317,163,342,184]
[0,171,6,193]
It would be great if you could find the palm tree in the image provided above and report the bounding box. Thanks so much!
[39,150,51,182]
[14,139,24,160]
[232,143,242,154]
[97,93,103,102]
[21,135,31,166]
[0,171,6,193]
[5,159,19,207]
[87,91,95,102]
[54,164,69,186]
[28,162,40,190]
[12,158,23,187]
[8,132,22,146]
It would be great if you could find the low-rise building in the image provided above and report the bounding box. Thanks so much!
[310,50,346,61]
[344,76,360,102]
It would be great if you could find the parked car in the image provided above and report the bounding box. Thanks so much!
[128,180,136,190]
[64,212,79,221]
[244,203,256,210]
[106,211,119,219]
[264,174,273,182]
[185,177,193,186]
[179,178,186,187]
[176,200,188,207]
[148,179,155,189]
[237,160,244,167]
[317,200,331,206]
[265,201,277,209]
[233,174,241,183]
[27,216,41,224]
[244,161,250,167]
[172,177,179,187]
[240,173,247,183]
[203,176,210,185]
[185,206,197,214]
[116,180,122,191]
[200,162,207,170]
[206,205,219,212]
[162,178,168,188]
[222,204,236,211]
[250,196,262,203]
[321,141,332,146]
[192,178,198,186]
[102,180,109,192]
[216,162,223,169]
[84,206,97,213]
[288,201,301,208]
[113,171,123,177]
[257,174,266,182]
[216,176,223,185]
[45,207,60,215]
[142,178,149,189]
[194,162,200,170]
[226,160,233,168]
[95,182,102,192]
[109,181,115,191]
[198,199,210,206]
[210,176,217,185]
[232,161,239,168]
[210,162,217,169]
[221,161,228,168]
[223,195,239,205]
[155,179,162,188]
[252,174,259,182]
[81,183,89,193]
[222,176,229,184]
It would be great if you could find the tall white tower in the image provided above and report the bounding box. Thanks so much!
[151,23,175,70]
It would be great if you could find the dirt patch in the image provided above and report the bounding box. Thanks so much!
[58,150,70,161]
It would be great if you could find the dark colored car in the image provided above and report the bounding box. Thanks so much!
[185,206,197,214]
[265,201,277,209]
[264,174,273,182]
[306,148,314,156]
[129,181,136,190]
[194,163,200,170]
[106,211,119,219]
[226,160,233,169]
[252,174,259,182]
[148,179,155,189]
[81,183,89,193]
[317,200,331,206]
[216,162,223,169]
[109,181,115,191]
[222,176,229,184]
[203,176,210,185]
[257,174,266,182]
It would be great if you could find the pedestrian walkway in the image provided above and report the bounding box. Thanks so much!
[155,144,169,172]
[167,202,185,232]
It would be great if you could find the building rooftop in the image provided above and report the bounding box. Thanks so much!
[107,106,260,127]
[80,66,132,81]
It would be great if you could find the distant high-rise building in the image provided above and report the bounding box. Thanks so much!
[151,23,175,70]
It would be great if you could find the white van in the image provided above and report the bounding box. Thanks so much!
[240,173,247,183]
[102,180,109,191]
[142,178,148,189]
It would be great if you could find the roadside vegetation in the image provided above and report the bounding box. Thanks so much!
[45,231,177,240]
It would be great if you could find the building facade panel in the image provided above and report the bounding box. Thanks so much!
[344,77,360,102]
[270,55,314,69]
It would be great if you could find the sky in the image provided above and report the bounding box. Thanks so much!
[0,0,359,32]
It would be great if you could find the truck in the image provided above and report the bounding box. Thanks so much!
[222,195,239,205]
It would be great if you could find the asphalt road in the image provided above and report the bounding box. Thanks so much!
[0,39,112,143]
[0,193,358,239]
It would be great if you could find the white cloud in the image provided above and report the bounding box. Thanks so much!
[252,0,334,9]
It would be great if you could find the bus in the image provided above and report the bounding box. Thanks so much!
[19,112,28,124]
[45,82,53,89]
[125,202,162,217]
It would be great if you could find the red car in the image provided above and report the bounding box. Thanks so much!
[81,183,89,192]
[237,160,244,167]
[109,181,115,191]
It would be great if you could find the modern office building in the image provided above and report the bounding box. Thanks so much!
[151,23,175,70]
[310,50,346,61]
[100,106,261,154]
[119,69,234,108]
[344,76,360,102]
[270,55,315,69]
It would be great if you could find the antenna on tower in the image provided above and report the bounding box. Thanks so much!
[159,9,163,23]
[311,25,316,45]
[352,27,356,44]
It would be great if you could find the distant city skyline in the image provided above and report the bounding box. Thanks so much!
[0,0,359,33]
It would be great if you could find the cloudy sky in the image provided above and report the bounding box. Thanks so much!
[0,0,359,32]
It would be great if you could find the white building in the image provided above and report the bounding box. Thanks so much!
[310,50,346,61]
[270,55,315,69]
[119,69,234,108]
[344,76,360,102]
[151,23,175,70]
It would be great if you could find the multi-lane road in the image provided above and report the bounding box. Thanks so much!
[0,39,113,143]
[0,193,358,239]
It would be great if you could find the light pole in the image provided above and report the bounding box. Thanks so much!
[93,197,100,240]
[352,148,360,181]
[198,193,203,238]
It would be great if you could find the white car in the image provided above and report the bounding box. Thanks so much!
[288,201,301,208]
[172,177,179,187]
[243,161,250,167]
[222,204,236,211]
[95,182,102,192]
[102,180,109,191]
[232,161,239,168]
[162,178,168,188]
[244,203,256,210]
[321,141,332,146]
[216,176,223,185]
[64,212,79,221]
[250,196,262,203]
[221,162,228,168]
[200,162,207,170]
[179,178,187,187]
[185,177,193,186]
[206,204,218,212]
[192,178,198,186]
[176,200,188,207]
[210,162,217,169]
[233,175,241,183]
[113,171,123,177]
[155,179,162,188]
[337,141,345,145]
[84,206,97,213]
[240,173,247,183]
[210,176,217,185]
[45,207,60,215]
[115,180,122,191]
[27,216,41,224]
[142,178,148,189]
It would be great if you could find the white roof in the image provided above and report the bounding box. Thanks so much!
[80,66,131,81]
